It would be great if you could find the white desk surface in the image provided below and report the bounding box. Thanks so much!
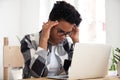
[19,71,120,80]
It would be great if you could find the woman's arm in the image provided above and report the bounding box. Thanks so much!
[21,34,48,78]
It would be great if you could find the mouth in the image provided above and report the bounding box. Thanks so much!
[58,39,65,43]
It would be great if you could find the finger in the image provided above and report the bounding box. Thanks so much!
[42,22,48,28]
[47,20,59,28]
[42,21,58,29]
[73,26,79,32]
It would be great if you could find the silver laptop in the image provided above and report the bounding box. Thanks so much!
[47,43,111,79]
[69,43,111,79]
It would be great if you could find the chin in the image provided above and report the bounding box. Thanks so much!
[56,39,64,44]
[58,40,64,44]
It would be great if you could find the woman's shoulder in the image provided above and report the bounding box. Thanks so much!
[21,32,40,43]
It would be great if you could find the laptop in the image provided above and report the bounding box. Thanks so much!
[47,43,112,79]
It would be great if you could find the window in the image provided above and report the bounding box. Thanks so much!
[73,0,106,43]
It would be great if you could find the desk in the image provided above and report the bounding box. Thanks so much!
[19,76,120,80]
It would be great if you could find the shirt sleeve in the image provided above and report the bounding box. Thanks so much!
[20,34,48,78]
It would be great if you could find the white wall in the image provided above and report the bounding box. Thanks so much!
[20,0,40,38]
[0,0,40,79]
[0,0,21,79]
[106,0,120,48]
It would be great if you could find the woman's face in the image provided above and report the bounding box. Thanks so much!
[49,20,74,45]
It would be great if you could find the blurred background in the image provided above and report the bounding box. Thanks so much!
[0,0,120,79]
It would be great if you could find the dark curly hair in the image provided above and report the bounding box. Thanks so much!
[49,1,82,26]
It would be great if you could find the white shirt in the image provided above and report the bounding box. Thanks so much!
[48,46,59,76]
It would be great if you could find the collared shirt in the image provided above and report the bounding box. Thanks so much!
[20,31,74,78]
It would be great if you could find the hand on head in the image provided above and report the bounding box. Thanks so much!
[41,20,59,40]
[69,25,79,43]
[39,20,58,50]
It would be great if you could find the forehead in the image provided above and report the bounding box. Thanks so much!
[57,21,74,31]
